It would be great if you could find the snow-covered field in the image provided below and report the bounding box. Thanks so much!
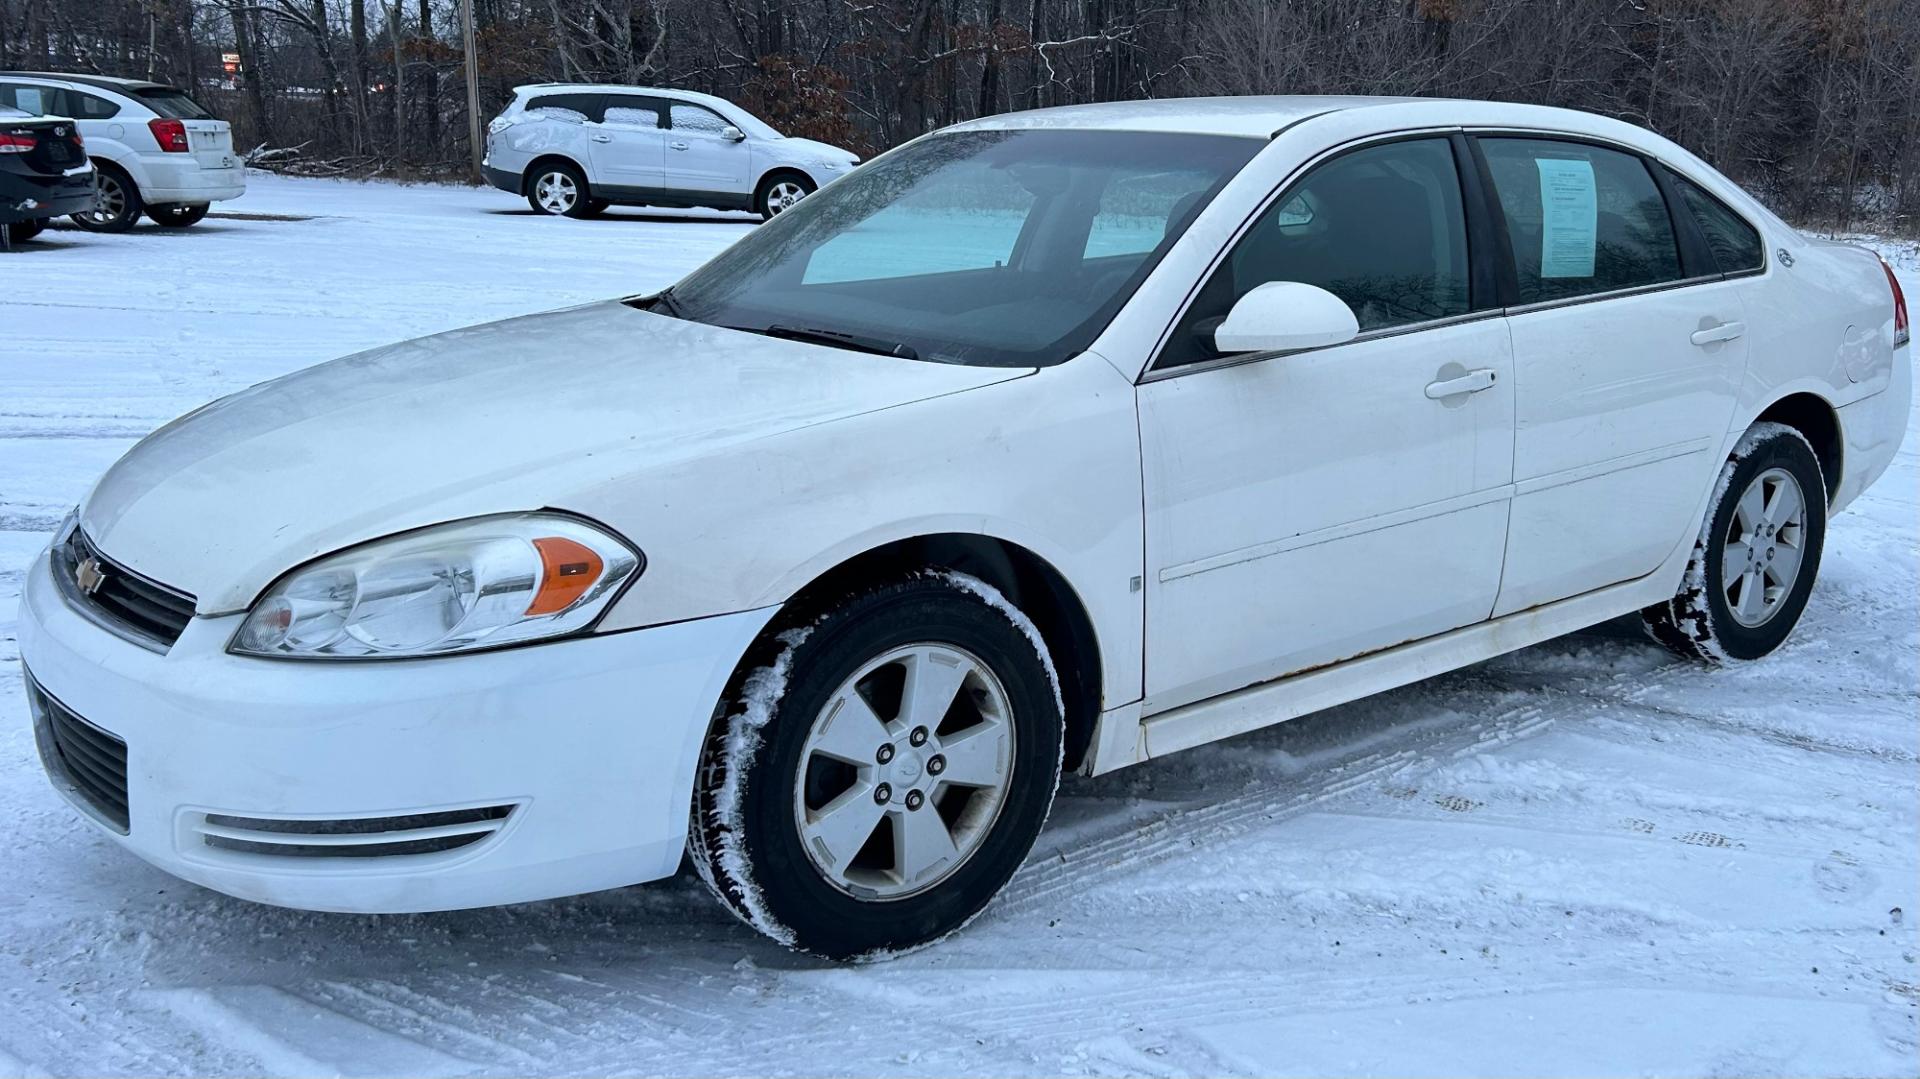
[1,174,1916,1077]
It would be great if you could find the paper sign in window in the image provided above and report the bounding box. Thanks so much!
[1536,158,1596,278]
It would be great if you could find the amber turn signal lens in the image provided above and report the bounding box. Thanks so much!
[525,536,605,616]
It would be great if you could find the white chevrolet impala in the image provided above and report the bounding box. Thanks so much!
[20,97,1910,959]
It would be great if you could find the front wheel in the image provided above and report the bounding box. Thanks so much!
[147,203,210,227]
[1642,422,1827,662]
[755,173,815,219]
[691,572,1064,960]
[71,165,142,233]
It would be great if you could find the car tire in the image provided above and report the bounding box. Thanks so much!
[755,172,816,219]
[71,163,143,233]
[6,218,45,244]
[525,163,593,218]
[1642,422,1827,663]
[690,571,1064,960]
[147,203,210,228]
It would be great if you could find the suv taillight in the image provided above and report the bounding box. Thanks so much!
[0,131,34,154]
[1883,257,1910,349]
[149,117,189,153]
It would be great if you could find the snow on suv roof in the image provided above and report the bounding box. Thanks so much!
[952,95,1442,138]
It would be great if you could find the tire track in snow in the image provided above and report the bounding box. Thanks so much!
[998,702,1559,914]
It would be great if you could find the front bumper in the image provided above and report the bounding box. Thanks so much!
[18,546,773,913]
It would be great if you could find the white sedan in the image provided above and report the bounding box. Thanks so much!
[20,96,1910,960]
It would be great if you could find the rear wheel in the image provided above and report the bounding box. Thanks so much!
[1642,422,1827,662]
[755,172,815,219]
[71,164,142,233]
[147,203,210,227]
[526,163,593,218]
[690,572,1064,960]
[6,218,45,244]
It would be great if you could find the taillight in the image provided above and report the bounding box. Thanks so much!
[0,131,34,154]
[1883,257,1910,349]
[149,117,189,153]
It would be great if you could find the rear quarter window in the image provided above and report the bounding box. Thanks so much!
[525,94,602,123]
[1670,171,1764,273]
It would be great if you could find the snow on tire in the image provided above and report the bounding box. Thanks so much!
[689,571,1064,960]
[1642,421,1827,663]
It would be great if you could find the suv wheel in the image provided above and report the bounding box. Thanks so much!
[756,173,816,218]
[5,218,46,245]
[527,163,593,218]
[148,203,210,228]
[72,164,143,233]
[691,572,1064,960]
[1642,422,1827,662]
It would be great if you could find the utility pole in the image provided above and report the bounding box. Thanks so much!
[461,0,482,182]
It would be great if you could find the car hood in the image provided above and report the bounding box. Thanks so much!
[80,301,1026,613]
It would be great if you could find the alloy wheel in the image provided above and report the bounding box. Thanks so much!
[1723,465,1807,627]
[793,643,1015,901]
[82,173,128,226]
[534,171,577,214]
[767,180,808,214]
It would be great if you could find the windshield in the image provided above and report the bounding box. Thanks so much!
[663,129,1263,367]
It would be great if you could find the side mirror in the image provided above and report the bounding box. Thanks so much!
[721,125,747,142]
[1212,281,1359,354]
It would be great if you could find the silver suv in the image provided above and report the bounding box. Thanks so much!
[482,84,859,219]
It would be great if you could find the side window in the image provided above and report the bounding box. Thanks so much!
[1479,138,1681,304]
[67,91,121,119]
[1083,170,1220,260]
[601,97,662,128]
[525,94,601,123]
[669,103,731,137]
[1159,137,1470,368]
[1669,171,1763,274]
[1,83,65,116]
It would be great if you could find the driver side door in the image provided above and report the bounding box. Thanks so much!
[1138,136,1516,714]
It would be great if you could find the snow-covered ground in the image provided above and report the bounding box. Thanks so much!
[1,174,1916,1077]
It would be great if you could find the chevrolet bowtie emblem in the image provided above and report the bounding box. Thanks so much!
[74,556,108,595]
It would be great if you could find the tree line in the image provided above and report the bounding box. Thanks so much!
[3,0,1914,233]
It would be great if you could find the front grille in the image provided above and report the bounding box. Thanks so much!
[56,529,196,651]
[27,676,131,833]
[195,805,516,859]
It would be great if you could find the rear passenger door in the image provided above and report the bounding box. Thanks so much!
[1478,135,1749,615]
[586,95,667,195]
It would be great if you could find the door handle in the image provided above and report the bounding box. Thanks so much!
[1424,368,1498,399]
[669,140,689,151]
[1690,320,1746,346]
[590,134,613,143]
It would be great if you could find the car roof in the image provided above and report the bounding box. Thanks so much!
[513,83,732,109]
[945,95,1446,138]
[0,71,172,94]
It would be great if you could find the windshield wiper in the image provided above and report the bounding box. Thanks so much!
[758,324,920,361]
[648,287,684,318]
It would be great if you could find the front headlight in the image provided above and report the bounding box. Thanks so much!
[231,513,642,659]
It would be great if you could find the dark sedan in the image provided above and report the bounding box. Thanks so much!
[1,104,95,247]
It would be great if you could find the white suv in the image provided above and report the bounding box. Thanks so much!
[0,72,243,232]
[483,84,859,219]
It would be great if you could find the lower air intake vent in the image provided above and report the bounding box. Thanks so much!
[197,805,515,859]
